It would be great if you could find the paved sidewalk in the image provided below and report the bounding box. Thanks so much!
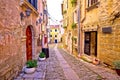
[14,44,120,80]
[54,45,80,80]
[14,60,46,80]
[14,44,67,80]
[58,47,120,80]
[45,47,66,80]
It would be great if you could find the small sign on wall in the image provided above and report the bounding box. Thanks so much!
[102,27,112,33]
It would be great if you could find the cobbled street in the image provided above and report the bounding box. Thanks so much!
[45,45,67,80]
[15,44,120,80]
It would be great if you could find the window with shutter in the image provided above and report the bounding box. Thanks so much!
[28,0,37,10]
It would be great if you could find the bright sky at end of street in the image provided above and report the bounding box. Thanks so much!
[47,0,63,25]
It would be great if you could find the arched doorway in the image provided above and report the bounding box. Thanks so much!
[26,26,32,61]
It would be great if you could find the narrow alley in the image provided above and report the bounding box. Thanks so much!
[15,44,120,80]
[1,0,120,80]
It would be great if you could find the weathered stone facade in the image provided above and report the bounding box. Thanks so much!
[0,0,24,79]
[62,0,80,56]
[98,0,120,66]
[81,0,120,66]
[0,0,43,79]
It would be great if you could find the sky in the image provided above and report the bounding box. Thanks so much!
[47,0,63,25]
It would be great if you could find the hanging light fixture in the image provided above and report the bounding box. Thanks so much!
[25,8,31,16]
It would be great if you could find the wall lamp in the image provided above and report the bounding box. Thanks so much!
[20,8,31,20]
[36,18,42,25]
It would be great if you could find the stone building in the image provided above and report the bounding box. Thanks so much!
[81,0,99,59]
[62,0,120,66]
[49,25,61,43]
[81,0,120,66]
[61,0,80,56]
[0,0,48,79]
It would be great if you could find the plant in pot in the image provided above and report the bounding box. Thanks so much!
[24,60,37,74]
[113,60,120,76]
[39,52,46,61]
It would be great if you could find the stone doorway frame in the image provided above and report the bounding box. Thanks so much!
[84,31,97,57]
[26,25,35,61]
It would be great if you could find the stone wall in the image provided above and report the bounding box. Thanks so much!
[0,0,24,79]
[80,0,120,66]
[98,0,120,66]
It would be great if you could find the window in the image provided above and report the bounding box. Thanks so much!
[88,0,98,7]
[55,35,57,37]
[73,10,77,23]
[50,35,52,37]
[67,0,68,8]
[34,0,38,10]
[28,0,37,10]
[55,29,57,32]
[28,0,31,3]
[74,38,77,44]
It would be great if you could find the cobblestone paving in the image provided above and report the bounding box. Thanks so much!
[58,48,102,80]
[14,44,120,80]
[14,60,46,80]
[45,47,67,80]
[58,48,120,80]
[54,46,80,80]
[14,44,67,80]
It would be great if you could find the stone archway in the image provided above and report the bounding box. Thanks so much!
[26,26,35,61]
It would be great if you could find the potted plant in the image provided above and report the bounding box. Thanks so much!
[71,23,77,29]
[113,60,120,76]
[24,60,37,74]
[39,52,46,61]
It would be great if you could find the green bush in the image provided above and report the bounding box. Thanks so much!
[71,0,77,4]
[26,60,37,68]
[71,23,77,29]
[39,52,46,58]
[81,56,92,63]
[71,0,77,6]
[113,60,120,69]
[63,10,67,14]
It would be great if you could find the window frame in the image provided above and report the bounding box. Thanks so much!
[88,0,98,7]
[50,35,52,37]
[55,35,57,37]
[55,29,57,32]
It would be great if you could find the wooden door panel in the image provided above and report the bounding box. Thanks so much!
[84,32,90,55]
[26,27,32,61]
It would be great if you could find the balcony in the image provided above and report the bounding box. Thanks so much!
[20,0,39,16]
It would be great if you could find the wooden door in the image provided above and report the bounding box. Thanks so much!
[44,36,47,44]
[26,26,32,61]
[84,32,90,55]
[91,31,97,56]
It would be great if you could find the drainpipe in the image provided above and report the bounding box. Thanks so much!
[77,0,81,56]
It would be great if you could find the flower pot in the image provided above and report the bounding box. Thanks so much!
[92,60,100,65]
[24,67,36,74]
[39,57,46,61]
[92,58,100,65]
[116,69,120,76]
